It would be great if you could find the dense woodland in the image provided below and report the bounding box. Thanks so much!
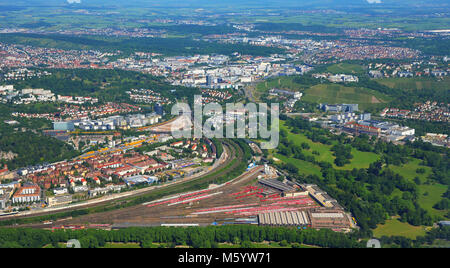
[0,124,78,170]
[0,102,78,170]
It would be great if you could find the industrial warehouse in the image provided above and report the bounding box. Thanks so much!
[258,211,310,227]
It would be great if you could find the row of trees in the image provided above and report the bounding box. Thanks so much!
[0,225,362,248]
[1,224,448,248]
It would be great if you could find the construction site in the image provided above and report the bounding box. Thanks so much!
[46,165,357,233]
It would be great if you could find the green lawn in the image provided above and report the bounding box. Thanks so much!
[373,219,427,240]
[346,148,381,170]
[389,159,448,219]
[254,73,394,110]
[417,184,448,219]
[390,158,432,183]
[274,153,323,178]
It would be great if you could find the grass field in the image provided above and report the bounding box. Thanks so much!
[373,219,427,240]
[302,84,391,110]
[391,158,432,183]
[274,153,324,178]
[417,184,448,219]
[388,159,448,220]
[423,239,450,248]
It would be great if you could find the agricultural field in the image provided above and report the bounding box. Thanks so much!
[326,63,366,75]
[232,11,450,32]
[302,84,391,110]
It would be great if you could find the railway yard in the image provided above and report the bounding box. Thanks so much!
[0,115,356,233]
[34,165,356,233]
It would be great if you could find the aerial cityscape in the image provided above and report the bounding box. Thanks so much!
[0,0,448,252]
